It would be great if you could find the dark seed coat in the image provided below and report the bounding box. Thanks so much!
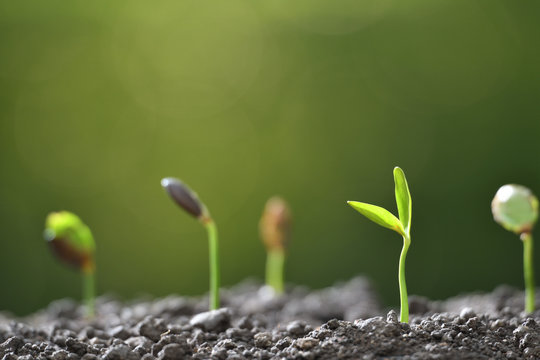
[161,178,203,219]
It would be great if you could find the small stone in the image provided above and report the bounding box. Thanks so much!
[133,345,148,356]
[355,317,386,332]
[325,319,340,330]
[126,336,152,350]
[295,338,319,350]
[236,316,253,330]
[137,317,167,342]
[254,332,272,348]
[52,350,70,360]
[459,307,475,319]
[157,343,185,360]
[109,326,131,340]
[465,317,479,329]
[286,321,309,336]
[252,350,271,360]
[81,355,98,360]
[386,310,398,324]
[1,337,24,352]
[66,338,87,356]
[89,337,107,347]
[190,308,231,332]
[210,347,227,360]
[490,319,506,330]
[216,339,236,350]
[103,344,138,360]
[513,325,529,338]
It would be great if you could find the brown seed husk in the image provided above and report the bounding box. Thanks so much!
[260,197,292,252]
[48,237,94,273]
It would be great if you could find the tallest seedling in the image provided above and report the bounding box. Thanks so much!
[347,167,412,323]
[161,177,220,310]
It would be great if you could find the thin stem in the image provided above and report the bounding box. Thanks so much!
[83,269,95,318]
[399,235,410,323]
[205,219,220,310]
[522,232,535,313]
[266,250,285,294]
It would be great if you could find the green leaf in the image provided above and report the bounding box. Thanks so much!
[394,167,412,234]
[347,201,405,236]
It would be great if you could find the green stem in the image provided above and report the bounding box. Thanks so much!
[399,235,410,323]
[205,220,220,310]
[522,232,535,313]
[83,270,95,318]
[266,250,285,294]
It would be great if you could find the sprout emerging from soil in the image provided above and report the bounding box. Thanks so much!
[161,177,220,310]
[347,167,412,323]
[43,211,96,317]
[259,196,292,294]
[491,184,538,313]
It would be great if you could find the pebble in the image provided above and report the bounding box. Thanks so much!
[137,317,167,342]
[102,344,134,360]
[65,337,87,356]
[253,332,273,348]
[285,321,310,336]
[126,336,153,350]
[157,343,186,360]
[295,338,319,350]
[109,325,131,340]
[386,310,398,324]
[1,337,24,352]
[51,350,70,360]
[460,307,476,320]
[81,355,97,360]
[189,308,232,332]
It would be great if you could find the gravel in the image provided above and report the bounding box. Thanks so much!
[0,276,539,359]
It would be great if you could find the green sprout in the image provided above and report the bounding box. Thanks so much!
[491,184,538,313]
[259,196,292,294]
[43,211,96,317]
[347,167,412,323]
[161,177,220,310]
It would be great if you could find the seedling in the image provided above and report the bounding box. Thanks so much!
[491,184,538,313]
[259,197,292,294]
[161,177,220,310]
[347,167,412,323]
[43,211,96,317]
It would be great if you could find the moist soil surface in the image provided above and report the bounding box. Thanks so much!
[1,277,539,359]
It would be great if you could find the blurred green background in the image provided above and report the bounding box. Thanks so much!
[1,0,540,316]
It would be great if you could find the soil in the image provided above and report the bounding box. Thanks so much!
[0,277,539,359]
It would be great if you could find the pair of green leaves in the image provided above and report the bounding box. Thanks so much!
[348,167,411,237]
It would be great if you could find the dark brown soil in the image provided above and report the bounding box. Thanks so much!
[0,277,539,359]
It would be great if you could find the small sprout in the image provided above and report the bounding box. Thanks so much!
[347,167,412,323]
[259,196,292,294]
[492,184,538,313]
[44,211,96,317]
[161,177,220,310]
